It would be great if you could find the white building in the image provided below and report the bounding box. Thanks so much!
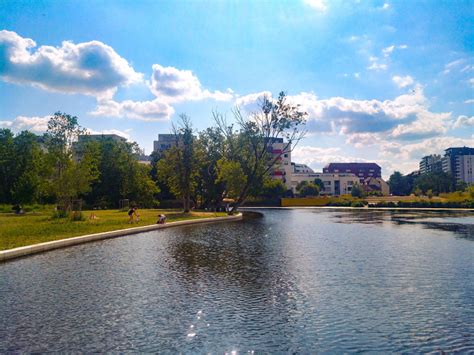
[291,163,314,174]
[266,138,292,189]
[442,147,474,184]
[291,173,359,196]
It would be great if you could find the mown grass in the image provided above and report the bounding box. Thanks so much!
[0,208,227,251]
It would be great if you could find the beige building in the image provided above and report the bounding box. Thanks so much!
[363,177,390,196]
[291,173,359,196]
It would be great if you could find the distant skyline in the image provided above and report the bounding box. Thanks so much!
[1,0,473,178]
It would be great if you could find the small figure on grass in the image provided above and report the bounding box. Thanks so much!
[157,214,167,224]
[89,212,98,220]
[128,207,139,223]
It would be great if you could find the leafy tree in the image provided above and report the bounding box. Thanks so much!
[11,131,46,204]
[195,128,226,209]
[215,92,307,213]
[157,115,198,212]
[298,182,320,197]
[351,184,365,198]
[388,171,415,196]
[216,158,247,199]
[44,112,90,210]
[261,178,287,198]
[414,171,453,195]
[314,178,325,191]
[0,129,15,203]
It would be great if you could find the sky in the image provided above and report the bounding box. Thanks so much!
[0,0,473,178]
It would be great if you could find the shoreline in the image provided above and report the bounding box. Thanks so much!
[241,206,474,212]
[0,213,242,263]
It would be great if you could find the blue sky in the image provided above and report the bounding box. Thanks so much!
[1,0,473,178]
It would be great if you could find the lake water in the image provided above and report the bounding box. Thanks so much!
[1,209,473,352]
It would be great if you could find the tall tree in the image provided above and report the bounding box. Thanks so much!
[215,92,307,213]
[11,131,46,204]
[156,115,198,212]
[44,112,93,210]
[0,129,15,203]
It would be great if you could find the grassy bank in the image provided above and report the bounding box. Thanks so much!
[0,208,226,251]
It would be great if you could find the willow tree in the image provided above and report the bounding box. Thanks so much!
[215,92,307,213]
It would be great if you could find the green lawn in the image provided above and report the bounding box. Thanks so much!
[0,208,227,251]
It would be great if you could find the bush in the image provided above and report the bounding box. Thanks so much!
[52,209,69,219]
[351,201,365,207]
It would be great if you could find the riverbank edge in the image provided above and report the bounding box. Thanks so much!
[0,213,243,263]
[241,206,474,211]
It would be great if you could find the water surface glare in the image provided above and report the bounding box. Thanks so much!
[1,209,473,352]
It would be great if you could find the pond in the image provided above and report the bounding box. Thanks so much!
[1,209,473,352]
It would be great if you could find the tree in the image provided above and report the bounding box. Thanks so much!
[157,115,198,212]
[0,129,15,203]
[44,112,93,211]
[215,92,307,213]
[216,158,247,198]
[414,171,453,195]
[351,184,365,198]
[314,178,325,191]
[11,131,46,204]
[195,127,226,209]
[298,182,319,197]
[388,171,412,196]
[261,178,287,199]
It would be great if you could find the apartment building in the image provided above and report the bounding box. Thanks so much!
[419,154,443,174]
[266,138,293,188]
[442,147,474,184]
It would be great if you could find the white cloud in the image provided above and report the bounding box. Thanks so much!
[392,75,414,88]
[453,115,474,129]
[469,78,474,87]
[86,128,132,141]
[382,45,395,57]
[149,64,234,103]
[381,3,390,10]
[354,72,360,79]
[292,145,367,171]
[235,91,272,112]
[464,99,474,104]
[367,56,387,71]
[303,0,327,12]
[0,115,50,133]
[90,97,174,121]
[460,64,474,73]
[0,30,142,96]
[238,87,451,141]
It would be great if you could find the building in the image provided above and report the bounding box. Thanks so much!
[442,147,474,184]
[291,163,314,174]
[291,173,359,196]
[419,154,443,174]
[266,138,292,189]
[363,177,390,196]
[153,134,180,155]
[323,162,381,183]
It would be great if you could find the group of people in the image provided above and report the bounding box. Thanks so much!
[127,207,166,225]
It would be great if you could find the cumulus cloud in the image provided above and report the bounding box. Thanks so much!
[239,86,452,141]
[90,97,174,121]
[0,30,141,96]
[382,45,395,57]
[392,75,414,88]
[86,128,132,141]
[149,64,234,103]
[0,115,50,133]
[453,115,474,129]
[380,135,474,163]
[303,0,327,12]
[292,145,369,171]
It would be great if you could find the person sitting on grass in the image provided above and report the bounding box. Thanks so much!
[128,207,139,223]
[157,214,167,224]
